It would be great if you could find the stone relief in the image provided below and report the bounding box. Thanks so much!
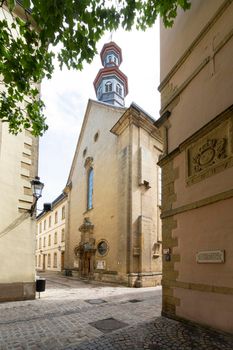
[192,138,227,173]
[186,117,233,185]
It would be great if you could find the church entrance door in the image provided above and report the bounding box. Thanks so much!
[81,251,95,278]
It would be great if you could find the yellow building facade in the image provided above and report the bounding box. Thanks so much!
[64,98,163,287]
[36,194,67,272]
[0,4,39,302]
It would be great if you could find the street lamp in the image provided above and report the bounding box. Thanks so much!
[30,176,44,216]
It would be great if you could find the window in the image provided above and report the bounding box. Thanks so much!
[43,237,46,247]
[105,81,112,93]
[53,253,57,268]
[39,222,42,233]
[97,241,108,256]
[98,86,102,98]
[61,228,65,242]
[158,167,162,207]
[48,235,51,246]
[114,56,117,64]
[54,211,58,224]
[83,148,87,158]
[47,254,51,267]
[108,55,112,62]
[49,216,51,227]
[39,255,41,267]
[87,168,94,210]
[62,206,65,220]
[116,83,122,96]
[39,238,41,249]
[43,220,46,231]
[54,232,57,245]
[35,256,37,267]
[94,131,99,142]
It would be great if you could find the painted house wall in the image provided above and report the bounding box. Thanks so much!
[36,197,67,272]
[159,0,233,333]
[0,5,39,302]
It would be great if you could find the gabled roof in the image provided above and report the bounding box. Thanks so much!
[66,99,126,185]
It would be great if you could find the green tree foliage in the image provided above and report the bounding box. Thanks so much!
[0,0,191,136]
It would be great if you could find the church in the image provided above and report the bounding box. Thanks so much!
[64,41,163,287]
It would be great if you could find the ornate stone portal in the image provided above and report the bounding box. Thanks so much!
[76,218,96,278]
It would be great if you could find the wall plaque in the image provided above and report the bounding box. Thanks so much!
[196,250,225,264]
[96,260,106,270]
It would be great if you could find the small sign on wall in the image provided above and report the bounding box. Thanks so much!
[196,250,225,264]
[96,260,106,270]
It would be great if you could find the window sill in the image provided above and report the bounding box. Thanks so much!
[83,207,94,215]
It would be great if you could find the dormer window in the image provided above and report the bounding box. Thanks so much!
[105,81,112,93]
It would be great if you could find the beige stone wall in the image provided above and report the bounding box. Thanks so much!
[0,122,38,301]
[159,0,233,333]
[36,197,67,272]
[0,5,39,301]
[65,101,163,286]
[65,101,127,281]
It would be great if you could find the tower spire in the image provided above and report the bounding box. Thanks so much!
[93,41,128,107]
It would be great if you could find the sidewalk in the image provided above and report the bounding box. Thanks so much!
[0,273,232,349]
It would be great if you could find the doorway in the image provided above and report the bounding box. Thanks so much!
[61,252,65,270]
[42,254,46,271]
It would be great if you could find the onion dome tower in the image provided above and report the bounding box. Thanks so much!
[93,41,128,107]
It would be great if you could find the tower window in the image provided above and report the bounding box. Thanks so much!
[105,81,112,93]
[108,55,112,62]
[116,83,122,96]
[87,168,94,210]
[98,86,102,98]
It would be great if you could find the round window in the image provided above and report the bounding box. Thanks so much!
[97,241,108,256]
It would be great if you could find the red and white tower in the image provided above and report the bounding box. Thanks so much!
[93,41,128,107]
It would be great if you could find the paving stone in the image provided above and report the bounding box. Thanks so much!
[0,272,232,350]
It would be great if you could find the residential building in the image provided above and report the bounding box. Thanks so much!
[158,0,233,333]
[64,42,163,287]
[36,194,67,272]
[0,3,40,301]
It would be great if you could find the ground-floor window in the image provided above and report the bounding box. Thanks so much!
[48,254,51,267]
[53,253,57,268]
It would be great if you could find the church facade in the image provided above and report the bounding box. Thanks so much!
[64,42,163,287]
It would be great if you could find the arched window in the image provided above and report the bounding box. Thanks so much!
[105,81,112,93]
[87,168,94,210]
[116,83,122,96]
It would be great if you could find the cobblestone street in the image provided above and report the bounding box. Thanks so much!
[0,273,232,349]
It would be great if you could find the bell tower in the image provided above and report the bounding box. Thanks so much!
[93,41,128,107]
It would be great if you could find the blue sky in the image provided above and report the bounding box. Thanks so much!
[38,21,160,208]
